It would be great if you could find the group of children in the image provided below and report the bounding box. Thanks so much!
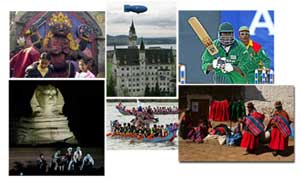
[117,103,178,115]
[141,106,179,114]
[24,52,95,78]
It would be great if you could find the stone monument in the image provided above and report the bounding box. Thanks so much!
[16,85,77,144]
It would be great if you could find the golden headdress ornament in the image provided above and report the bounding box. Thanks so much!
[48,12,72,28]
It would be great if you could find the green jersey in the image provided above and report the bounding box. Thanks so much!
[201,40,257,84]
[246,40,271,83]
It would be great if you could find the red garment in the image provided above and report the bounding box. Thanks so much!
[10,46,40,77]
[209,99,230,121]
[252,41,262,53]
[240,131,259,150]
[240,111,264,150]
[269,128,289,151]
[269,110,290,151]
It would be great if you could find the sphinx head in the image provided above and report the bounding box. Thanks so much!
[35,85,59,107]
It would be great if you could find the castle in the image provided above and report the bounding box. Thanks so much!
[112,21,176,96]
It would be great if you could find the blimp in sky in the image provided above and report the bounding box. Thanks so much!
[124,4,148,14]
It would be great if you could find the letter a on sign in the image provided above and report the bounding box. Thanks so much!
[249,10,274,36]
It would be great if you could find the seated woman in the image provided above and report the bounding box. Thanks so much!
[179,109,194,139]
[187,117,210,143]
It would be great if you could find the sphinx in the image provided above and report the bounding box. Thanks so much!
[16,85,77,145]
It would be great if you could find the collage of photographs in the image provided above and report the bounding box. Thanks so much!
[7,0,295,178]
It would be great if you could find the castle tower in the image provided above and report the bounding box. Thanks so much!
[139,38,146,95]
[128,20,137,48]
[139,38,145,60]
[112,44,118,80]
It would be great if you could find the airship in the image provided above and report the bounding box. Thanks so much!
[124,4,148,14]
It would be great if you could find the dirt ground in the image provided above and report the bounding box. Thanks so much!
[179,138,294,162]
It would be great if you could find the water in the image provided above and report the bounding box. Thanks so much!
[106,102,178,150]
[106,44,176,51]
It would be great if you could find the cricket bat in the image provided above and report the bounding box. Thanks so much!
[188,17,219,56]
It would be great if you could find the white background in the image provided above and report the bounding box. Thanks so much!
[1,0,299,181]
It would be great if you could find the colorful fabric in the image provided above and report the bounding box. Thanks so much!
[226,133,242,146]
[202,39,257,84]
[272,115,291,138]
[245,113,265,136]
[209,99,230,121]
[230,100,246,121]
[10,46,40,77]
[210,124,231,136]
[188,126,206,143]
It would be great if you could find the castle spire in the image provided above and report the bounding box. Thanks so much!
[130,19,136,34]
[128,19,137,48]
[140,37,145,50]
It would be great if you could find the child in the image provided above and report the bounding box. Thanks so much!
[25,52,53,78]
[75,57,95,78]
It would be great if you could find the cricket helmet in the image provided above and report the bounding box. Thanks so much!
[219,22,234,33]
[218,22,234,46]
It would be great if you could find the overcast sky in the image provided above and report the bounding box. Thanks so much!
[107,0,176,37]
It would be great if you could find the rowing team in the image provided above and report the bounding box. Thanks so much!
[107,120,179,139]
[117,103,178,114]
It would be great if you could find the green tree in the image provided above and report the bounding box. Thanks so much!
[123,87,129,96]
[144,84,150,96]
[107,76,116,96]
[154,82,160,96]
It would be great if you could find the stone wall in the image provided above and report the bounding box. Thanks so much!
[245,85,295,121]
[179,85,295,123]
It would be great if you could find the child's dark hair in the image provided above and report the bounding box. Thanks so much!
[77,55,90,65]
[40,52,51,61]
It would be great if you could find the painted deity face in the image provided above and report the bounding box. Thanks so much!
[78,24,92,40]
[50,23,71,36]
[48,12,72,37]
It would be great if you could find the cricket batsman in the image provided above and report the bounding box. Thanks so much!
[201,22,256,84]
